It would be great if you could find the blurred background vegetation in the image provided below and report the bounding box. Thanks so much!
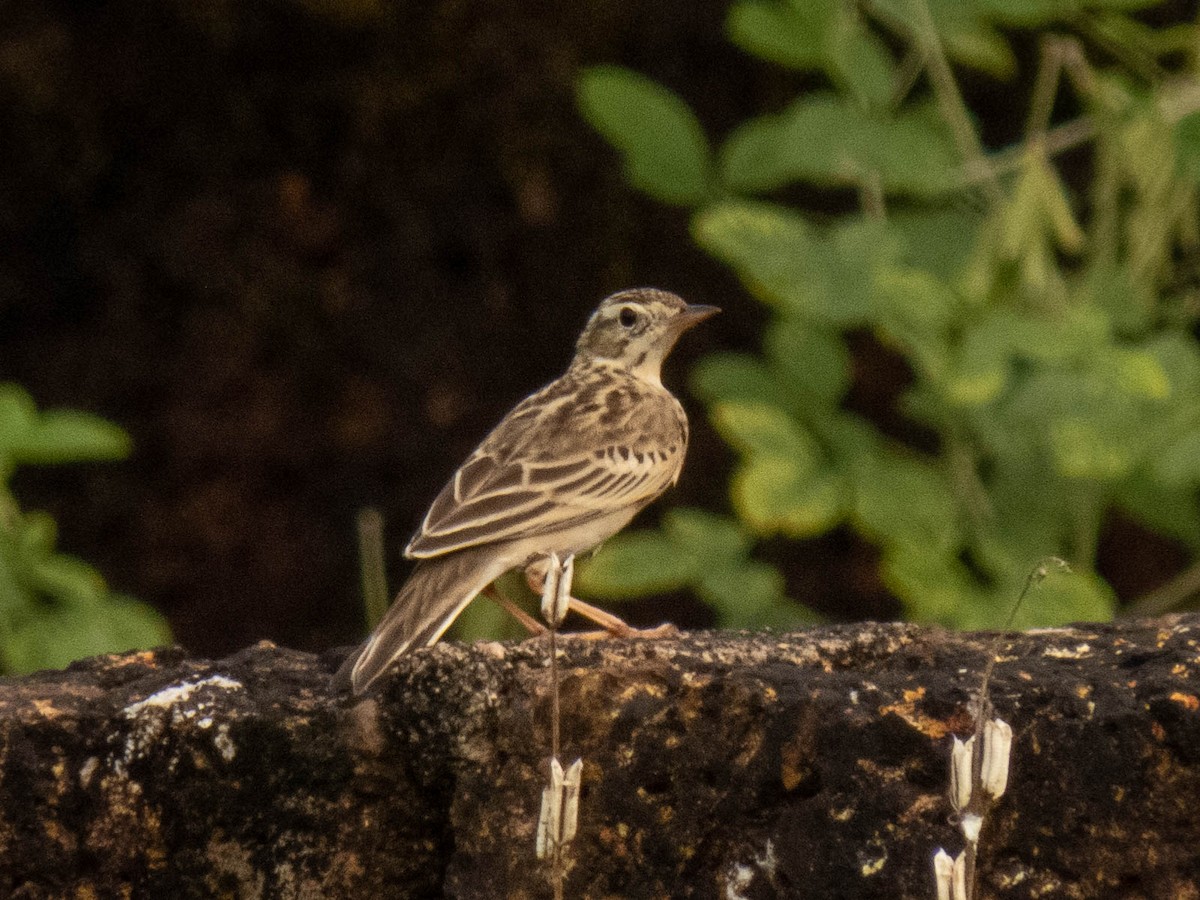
[1,0,1198,671]
[572,0,1200,632]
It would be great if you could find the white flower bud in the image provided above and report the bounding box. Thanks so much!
[949,735,975,812]
[933,848,955,900]
[960,812,983,844]
[981,718,1013,799]
[540,553,574,626]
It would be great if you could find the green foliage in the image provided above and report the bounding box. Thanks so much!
[0,384,171,673]
[578,0,1200,628]
[576,509,818,629]
[576,66,718,207]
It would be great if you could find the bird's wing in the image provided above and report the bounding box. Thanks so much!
[405,381,685,559]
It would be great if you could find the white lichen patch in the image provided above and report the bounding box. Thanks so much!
[79,755,100,788]
[213,723,237,762]
[1042,643,1092,660]
[114,675,244,776]
[723,840,777,900]
[122,675,243,717]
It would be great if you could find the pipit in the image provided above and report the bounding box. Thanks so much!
[334,288,718,693]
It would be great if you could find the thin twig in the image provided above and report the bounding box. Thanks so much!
[1025,39,1065,140]
[962,78,1200,190]
[858,169,887,221]
[906,0,1003,204]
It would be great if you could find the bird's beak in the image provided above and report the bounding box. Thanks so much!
[676,304,721,331]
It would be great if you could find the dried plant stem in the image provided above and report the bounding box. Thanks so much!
[549,623,560,765]
[534,554,577,900]
[356,508,389,629]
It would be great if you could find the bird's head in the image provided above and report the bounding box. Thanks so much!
[574,288,719,384]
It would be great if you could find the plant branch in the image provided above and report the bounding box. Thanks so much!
[905,0,1003,204]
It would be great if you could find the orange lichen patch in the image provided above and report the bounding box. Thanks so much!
[32,698,65,719]
[1075,684,1093,699]
[597,825,630,858]
[877,686,957,740]
[857,758,908,784]
[1152,721,1167,741]
[895,793,942,825]
[617,682,666,703]
[781,736,811,791]
[1169,692,1199,712]
[733,726,765,769]
[1172,664,1189,677]
[108,650,160,669]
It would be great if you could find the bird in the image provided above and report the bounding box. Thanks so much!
[334,288,718,694]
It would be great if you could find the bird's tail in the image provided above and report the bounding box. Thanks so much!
[333,547,509,694]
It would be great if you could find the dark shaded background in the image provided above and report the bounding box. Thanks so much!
[0,1,1179,658]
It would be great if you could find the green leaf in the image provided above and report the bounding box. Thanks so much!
[693,202,876,325]
[698,559,786,627]
[1048,419,1136,480]
[869,0,1016,78]
[726,0,827,70]
[4,596,171,675]
[873,268,961,340]
[1176,110,1200,184]
[1150,428,1200,488]
[661,508,750,561]
[890,207,981,280]
[728,0,894,108]
[852,452,960,553]
[576,531,698,599]
[690,353,793,410]
[1146,331,1200,397]
[1117,472,1200,550]
[693,201,824,316]
[28,554,109,607]
[711,401,818,463]
[577,66,716,206]
[828,21,895,108]
[1008,570,1116,629]
[12,511,57,561]
[721,94,959,197]
[1081,263,1151,336]
[976,460,1071,570]
[765,319,851,409]
[451,593,529,643]
[1108,347,1171,401]
[0,384,39,475]
[733,458,844,538]
[15,411,132,465]
[881,546,986,625]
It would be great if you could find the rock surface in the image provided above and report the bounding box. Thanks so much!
[1,617,1198,898]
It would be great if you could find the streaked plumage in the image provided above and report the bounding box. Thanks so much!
[334,288,718,693]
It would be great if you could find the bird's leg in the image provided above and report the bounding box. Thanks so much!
[523,563,678,640]
[481,584,547,636]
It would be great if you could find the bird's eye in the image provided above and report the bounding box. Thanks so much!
[618,307,638,328]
